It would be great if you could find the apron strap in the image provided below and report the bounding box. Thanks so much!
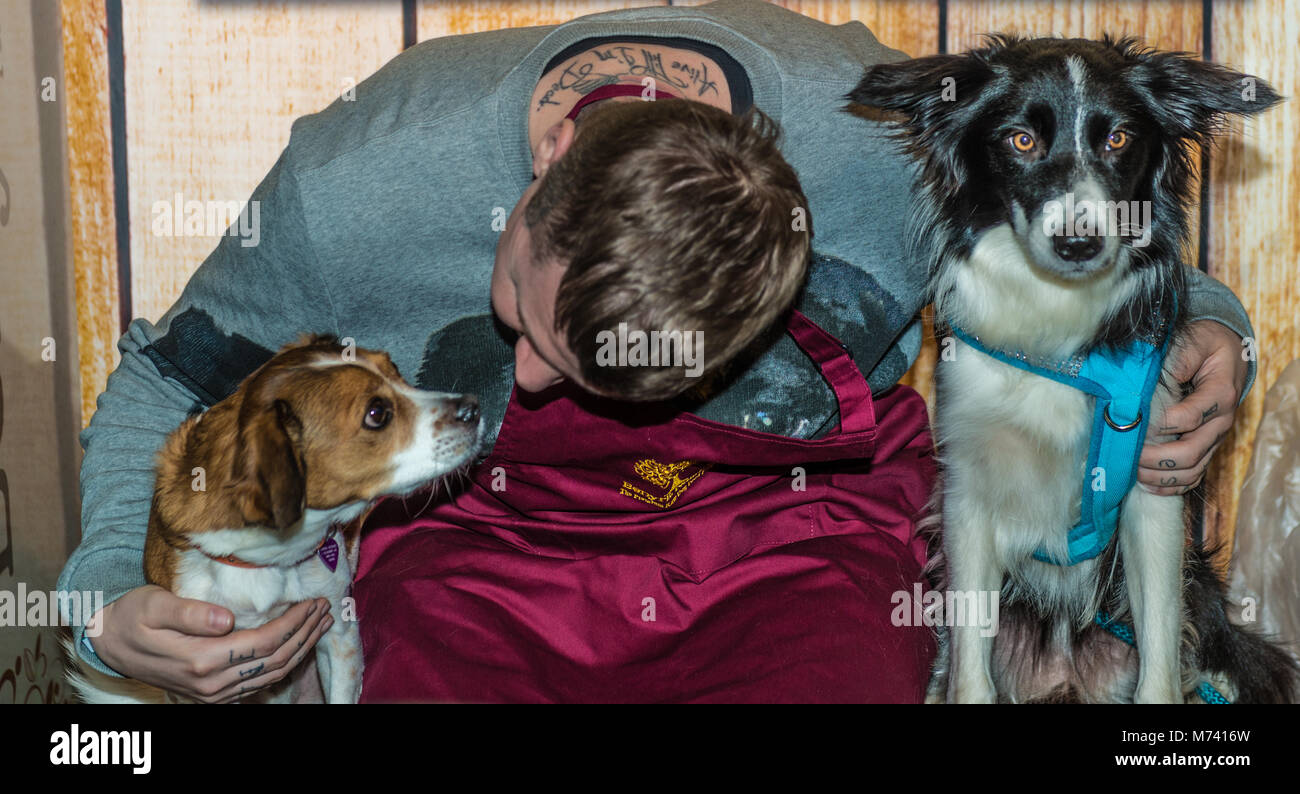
[786,310,877,435]
[565,84,680,120]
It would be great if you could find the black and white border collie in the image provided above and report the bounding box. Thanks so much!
[849,35,1296,702]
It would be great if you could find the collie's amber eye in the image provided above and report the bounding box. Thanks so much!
[363,397,392,430]
[1106,130,1129,151]
[1009,131,1036,153]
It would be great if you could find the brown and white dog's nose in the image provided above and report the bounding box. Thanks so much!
[454,395,480,424]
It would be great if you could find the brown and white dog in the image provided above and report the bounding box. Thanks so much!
[67,334,481,703]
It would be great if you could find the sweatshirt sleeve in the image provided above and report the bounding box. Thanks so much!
[57,144,339,676]
[1184,266,1257,403]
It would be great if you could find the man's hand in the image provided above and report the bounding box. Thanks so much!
[1138,319,1249,496]
[86,585,333,703]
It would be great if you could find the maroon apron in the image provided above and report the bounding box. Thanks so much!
[354,311,936,702]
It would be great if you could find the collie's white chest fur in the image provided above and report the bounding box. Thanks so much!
[936,223,1132,586]
[937,339,1106,605]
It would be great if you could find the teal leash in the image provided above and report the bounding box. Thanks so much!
[1095,612,1230,704]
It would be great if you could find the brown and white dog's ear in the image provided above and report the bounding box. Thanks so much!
[232,398,306,529]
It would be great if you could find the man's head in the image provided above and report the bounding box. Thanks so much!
[491,97,811,400]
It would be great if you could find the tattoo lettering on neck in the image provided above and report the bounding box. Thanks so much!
[535,46,710,112]
[536,60,622,110]
[670,60,720,97]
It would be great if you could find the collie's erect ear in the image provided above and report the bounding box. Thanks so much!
[232,397,306,530]
[846,52,994,130]
[1125,49,1282,139]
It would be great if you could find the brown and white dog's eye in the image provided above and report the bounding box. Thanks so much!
[363,397,393,430]
[1105,129,1131,151]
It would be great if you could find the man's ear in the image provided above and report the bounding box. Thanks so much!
[846,52,994,131]
[231,398,305,530]
[533,118,577,179]
[1125,49,1282,140]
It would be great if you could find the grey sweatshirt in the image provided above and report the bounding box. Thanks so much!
[60,0,1255,675]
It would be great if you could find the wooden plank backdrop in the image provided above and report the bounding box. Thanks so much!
[418,0,666,37]
[61,0,118,432]
[61,0,1298,556]
[122,2,404,325]
[672,1,941,54]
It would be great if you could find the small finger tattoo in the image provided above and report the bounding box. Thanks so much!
[1159,458,1176,469]
[1160,476,1178,487]
[239,663,265,679]
[1201,402,1219,421]
[229,648,255,665]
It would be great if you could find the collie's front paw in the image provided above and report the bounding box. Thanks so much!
[949,677,997,704]
[1133,685,1180,704]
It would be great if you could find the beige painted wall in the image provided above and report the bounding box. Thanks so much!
[0,0,82,704]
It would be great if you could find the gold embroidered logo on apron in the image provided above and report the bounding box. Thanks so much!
[620,458,711,509]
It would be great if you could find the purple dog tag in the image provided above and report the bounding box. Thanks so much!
[318,536,339,572]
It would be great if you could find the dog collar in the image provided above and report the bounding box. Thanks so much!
[187,527,339,571]
[948,310,1174,566]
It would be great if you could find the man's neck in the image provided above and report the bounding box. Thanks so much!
[527,40,733,153]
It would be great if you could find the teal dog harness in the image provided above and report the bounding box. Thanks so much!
[950,312,1231,702]
[949,320,1173,566]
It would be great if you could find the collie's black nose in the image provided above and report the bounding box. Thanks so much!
[1053,235,1103,262]
[454,396,480,424]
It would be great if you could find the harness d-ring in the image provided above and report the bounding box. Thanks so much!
[1103,404,1142,432]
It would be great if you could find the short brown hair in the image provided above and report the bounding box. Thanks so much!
[525,99,812,401]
